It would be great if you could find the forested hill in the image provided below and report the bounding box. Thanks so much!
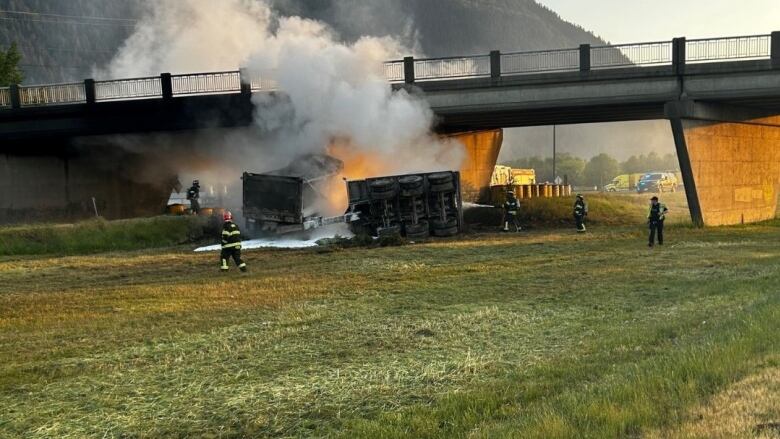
[0,0,143,83]
[1,0,610,84]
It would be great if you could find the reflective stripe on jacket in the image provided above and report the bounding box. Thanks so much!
[221,222,242,249]
[648,203,668,221]
[574,200,587,216]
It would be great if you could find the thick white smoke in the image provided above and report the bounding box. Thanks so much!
[100,0,464,207]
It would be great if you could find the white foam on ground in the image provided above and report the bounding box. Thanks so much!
[463,202,496,209]
[194,224,354,252]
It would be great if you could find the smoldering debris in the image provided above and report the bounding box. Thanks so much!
[268,154,344,180]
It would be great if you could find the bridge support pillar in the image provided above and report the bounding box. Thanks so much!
[666,101,780,226]
[445,129,503,203]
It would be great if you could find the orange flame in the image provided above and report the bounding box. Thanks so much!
[321,140,398,214]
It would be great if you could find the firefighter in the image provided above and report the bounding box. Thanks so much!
[573,194,587,232]
[186,179,201,214]
[503,190,521,232]
[647,196,669,247]
[221,211,247,272]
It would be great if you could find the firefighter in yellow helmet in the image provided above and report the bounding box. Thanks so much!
[220,211,247,272]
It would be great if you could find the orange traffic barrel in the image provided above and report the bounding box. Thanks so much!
[168,204,186,215]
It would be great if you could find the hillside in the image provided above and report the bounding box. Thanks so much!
[1,0,610,84]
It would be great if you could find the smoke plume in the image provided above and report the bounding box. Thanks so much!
[99,0,463,213]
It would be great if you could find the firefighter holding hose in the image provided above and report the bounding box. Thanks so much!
[503,190,522,232]
[220,211,247,272]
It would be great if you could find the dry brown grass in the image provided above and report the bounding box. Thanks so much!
[647,358,780,439]
[1,221,779,437]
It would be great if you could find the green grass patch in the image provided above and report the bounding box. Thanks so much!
[0,216,214,256]
[0,221,778,437]
[465,192,691,230]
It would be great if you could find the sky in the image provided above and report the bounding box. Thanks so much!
[537,0,780,43]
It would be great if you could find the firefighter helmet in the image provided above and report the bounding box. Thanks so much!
[223,211,233,222]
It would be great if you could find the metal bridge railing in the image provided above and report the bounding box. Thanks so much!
[95,76,162,101]
[501,48,579,75]
[0,32,776,109]
[591,41,673,69]
[414,55,491,80]
[686,34,772,63]
[0,87,10,108]
[19,82,86,106]
[249,73,278,92]
[172,71,241,96]
[384,61,405,82]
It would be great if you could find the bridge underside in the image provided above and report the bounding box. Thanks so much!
[2,62,780,225]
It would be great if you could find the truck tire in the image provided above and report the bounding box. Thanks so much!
[370,189,398,200]
[378,224,401,237]
[430,182,455,193]
[401,186,425,197]
[432,217,458,230]
[399,175,423,189]
[369,178,395,193]
[405,221,429,240]
[432,225,458,237]
[428,172,453,185]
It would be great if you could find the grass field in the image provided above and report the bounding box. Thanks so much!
[1,194,779,438]
[466,192,691,230]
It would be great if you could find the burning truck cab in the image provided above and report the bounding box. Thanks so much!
[241,155,463,239]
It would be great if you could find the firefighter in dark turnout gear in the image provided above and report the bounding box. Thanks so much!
[186,180,201,215]
[573,194,587,232]
[647,196,668,247]
[221,211,247,272]
[503,190,521,232]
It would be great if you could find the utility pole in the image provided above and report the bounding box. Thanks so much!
[552,125,557,183]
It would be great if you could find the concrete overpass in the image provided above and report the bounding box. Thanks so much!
[2,33,780,226]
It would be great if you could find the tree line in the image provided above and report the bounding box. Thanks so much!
[503,152,679,187]
[1,43,23,86]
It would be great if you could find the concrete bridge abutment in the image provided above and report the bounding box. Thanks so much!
[447,129,504,203]
[667,101,780,226]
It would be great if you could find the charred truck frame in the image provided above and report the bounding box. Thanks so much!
[242,157,463,239]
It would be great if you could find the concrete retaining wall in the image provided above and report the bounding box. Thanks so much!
[0,153,175,224]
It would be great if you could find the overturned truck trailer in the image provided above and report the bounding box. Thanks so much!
[242,169,463,239]
[346,172,463,239]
